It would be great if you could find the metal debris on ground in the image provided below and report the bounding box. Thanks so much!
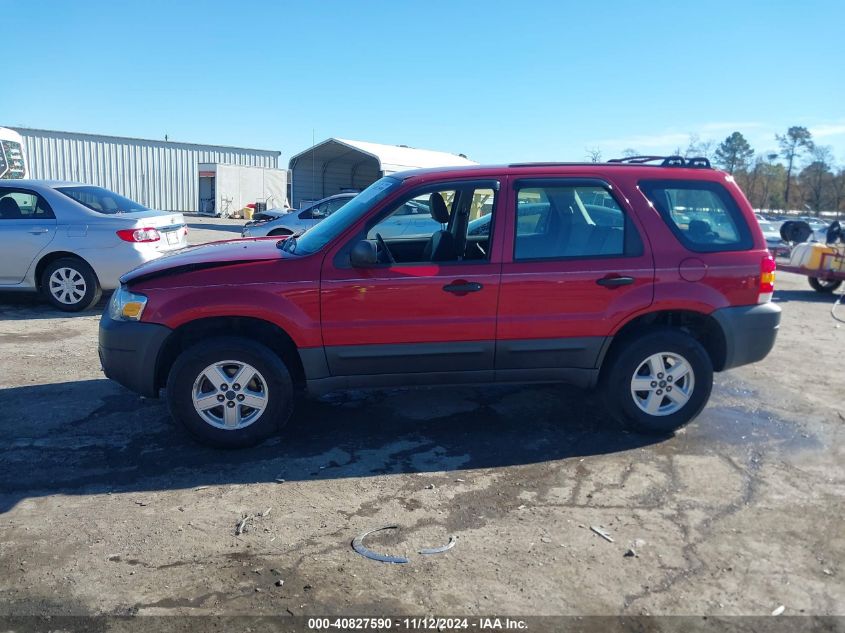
[419,537,456,555]
[590,526,614,543]
[235,508,272,536]
[772,605,785,616]
[351,526,409,564]
[351,526,457,563]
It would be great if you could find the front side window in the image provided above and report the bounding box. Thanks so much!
[56,186,148,215]
[0,188,54,220]
[513,181,640,261]
[639,180,752,252]
[361,182,498,264]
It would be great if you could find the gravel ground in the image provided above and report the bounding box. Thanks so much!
[0,232,843,619]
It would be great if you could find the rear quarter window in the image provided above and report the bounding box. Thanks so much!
[639,180,753,252]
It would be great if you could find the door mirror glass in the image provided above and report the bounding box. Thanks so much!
[350,239,378,267]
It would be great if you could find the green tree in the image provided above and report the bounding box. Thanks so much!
[776,126,813,207]
[714,132,755,174]
[799,146,834,213]
[741,154,785,209]
[830,168,845,213]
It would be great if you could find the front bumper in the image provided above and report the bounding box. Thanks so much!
[711,302,781,371]
[98,311,172,397]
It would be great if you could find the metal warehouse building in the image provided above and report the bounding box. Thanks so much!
[10,127,284,213]
[288,138,477,208]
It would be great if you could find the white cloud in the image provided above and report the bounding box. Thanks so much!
[810,123,845,138]
[594,122,764,151]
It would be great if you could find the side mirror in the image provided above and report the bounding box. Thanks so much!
[350,240,378,267]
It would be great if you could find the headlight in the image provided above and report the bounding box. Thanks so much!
[109,286,148,321]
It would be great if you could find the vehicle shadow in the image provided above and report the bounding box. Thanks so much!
[0,292,109,320]
[773,289,842,304]
[0,378,665,513]
[187,221,244,234]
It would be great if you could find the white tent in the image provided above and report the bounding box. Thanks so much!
[288,138,477,207]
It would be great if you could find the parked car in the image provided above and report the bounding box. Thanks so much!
[757,219,789,256]
[242,194,356,237]
[0,181,187,311]
[100,158,780,448]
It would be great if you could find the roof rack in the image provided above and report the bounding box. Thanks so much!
[607,155,712,168]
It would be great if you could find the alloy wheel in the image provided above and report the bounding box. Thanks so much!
[191,360,269,430]
[630,352,695,416]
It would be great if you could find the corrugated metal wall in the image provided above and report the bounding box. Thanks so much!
[13,128,280,212]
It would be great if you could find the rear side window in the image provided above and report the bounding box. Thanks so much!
[513,181,643,261]
[639,180,752,252]
[56,185,148,215]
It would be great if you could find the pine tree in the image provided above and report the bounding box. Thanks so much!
[714,132,754,174]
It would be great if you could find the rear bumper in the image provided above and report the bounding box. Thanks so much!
[711,302,781,371]
[98,311,171,397]
[86,247,165,291]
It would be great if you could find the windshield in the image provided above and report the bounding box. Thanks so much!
[285,177,402,254]
[56,186,149,214]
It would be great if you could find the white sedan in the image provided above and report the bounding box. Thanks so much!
[0,181,187,311]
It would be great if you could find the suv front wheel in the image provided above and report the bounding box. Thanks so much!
[166,337,294,448]
[602,328,713,434]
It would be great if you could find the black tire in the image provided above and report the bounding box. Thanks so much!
[808,277,842,293]
[268,228,293,237]
[41,257,102,312]
[166,336,294,448]
[601,328,713,434]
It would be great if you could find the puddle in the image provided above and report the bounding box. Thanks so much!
[681,405,820,451]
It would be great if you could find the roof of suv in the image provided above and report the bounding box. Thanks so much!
[390,161,727,182]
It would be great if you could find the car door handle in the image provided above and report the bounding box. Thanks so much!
[596,275,634,288]
[443,280,483,294]
[28,227,50,234]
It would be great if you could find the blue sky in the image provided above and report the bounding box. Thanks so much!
[2,0,844,165]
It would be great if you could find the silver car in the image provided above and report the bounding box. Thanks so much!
[242,193,356,237]
[0,180,187,311]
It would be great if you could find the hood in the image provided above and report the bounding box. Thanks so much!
[121,237,287,285]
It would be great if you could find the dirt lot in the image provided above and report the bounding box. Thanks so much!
[0,224,843,619]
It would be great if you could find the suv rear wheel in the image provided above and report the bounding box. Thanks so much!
[166,336,294,448]
[602,328,713,434]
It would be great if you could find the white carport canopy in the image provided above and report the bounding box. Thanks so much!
[288,138,477,207]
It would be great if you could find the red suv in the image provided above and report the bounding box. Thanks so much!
[99,157,780,448]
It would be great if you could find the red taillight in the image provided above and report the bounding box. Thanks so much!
[759,254,776,303]
[117,228,161,243]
